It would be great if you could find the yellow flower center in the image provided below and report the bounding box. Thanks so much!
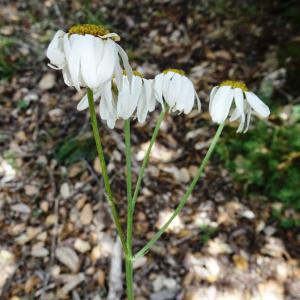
[163,68,185,76]
[220,80,248,91]
[68,24,110,37]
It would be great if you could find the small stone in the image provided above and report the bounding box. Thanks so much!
[68,163,84,178]
[24,275,39,293]
[15,131,27,142]
[164,278,177,291]
[153,274,165,292]
[93,157,102,174]
[60,182,70,199]
[45,214,57,225]
[177,167,190,183]
[38,73,55,90]
[74,239,91,253]
[25,185,38,196]
[50,265,61,278]
[59,273,85,295]
[91,246,101,263]
[233,254,248,271]
[80,203,93,225]
[76,195,87,210]
[31,245,49,257]
[240,209,255,219]
[40,201,49,212]
[55,246,80,273]
[48,108,64,122]
[11,203,31,214]
[97,270,106,287]
[133,256,147,269]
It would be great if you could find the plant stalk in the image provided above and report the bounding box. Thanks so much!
[124,119,134,299]
[87,88,127,254]
[134,123,225,259]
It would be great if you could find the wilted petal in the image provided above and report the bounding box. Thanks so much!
[210,86,234,123]
[96,39,117,86]
[245,91,270,118]
[46,30,66,68]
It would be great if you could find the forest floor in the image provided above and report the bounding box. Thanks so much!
[0,1,299,300]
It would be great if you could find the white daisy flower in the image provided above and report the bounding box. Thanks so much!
[77,71,156,128]
[154,69,201,114]
[209,80,270,132]
[46,24,132,91]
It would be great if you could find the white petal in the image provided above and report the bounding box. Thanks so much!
[62,66,72,87]
[209,86,219,115]
[117,44,133,85]
[182,78,195,114]
[137,89,148,123]
[77,89,102,111]
[114,60,123,91]
[175,76,190,111]
[64,34,81,90]
[96,39,117,85]
[244,107,252,133]
[154,73,165,105]
[210,86,234,123]
[233,88,245,120]
[143,79,156,112]
[80,35,99,88]
[117,76,142,119]
[46,30,66,68]
[229,108,241,122]
[168,74,183,110]
[245,91,270,118]
[162,72,175,108]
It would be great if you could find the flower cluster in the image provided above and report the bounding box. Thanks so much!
[47,24,270,131]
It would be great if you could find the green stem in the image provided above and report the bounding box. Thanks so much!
[134,123,225,259]
[124,119,134,299]
[125,257,134,300]
[87,88,127,255]
[131,110,165,212]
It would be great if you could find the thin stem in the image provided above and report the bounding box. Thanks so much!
[134,123,225,259]
[125,257,134,300]
[87,88,127,255]
[124,119,134,298]
[125,119,133,255]
[132,110,165,211]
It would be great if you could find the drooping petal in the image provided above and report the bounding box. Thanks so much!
[77,89,102,111]
[114,59,123,91]
[233,88,245,120]
[244,106,252,133]
[175,76,190,112]
[162,72,175,108]
[116,44,133,86]
[210,86,234,123]
[245,91,270,118]
[137,88,148,123]
[168,73,183,110]
[209,86,219,114]
[143,79,156,112]
[182,78,195,114]
[62,66,72,87]
[117,76,142,119]
[80,35,99,88]
[46,30,66,68]
[154,73,165,105]
[64,34,81,90]
[99,81,117,128]
[96,39,118,86]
